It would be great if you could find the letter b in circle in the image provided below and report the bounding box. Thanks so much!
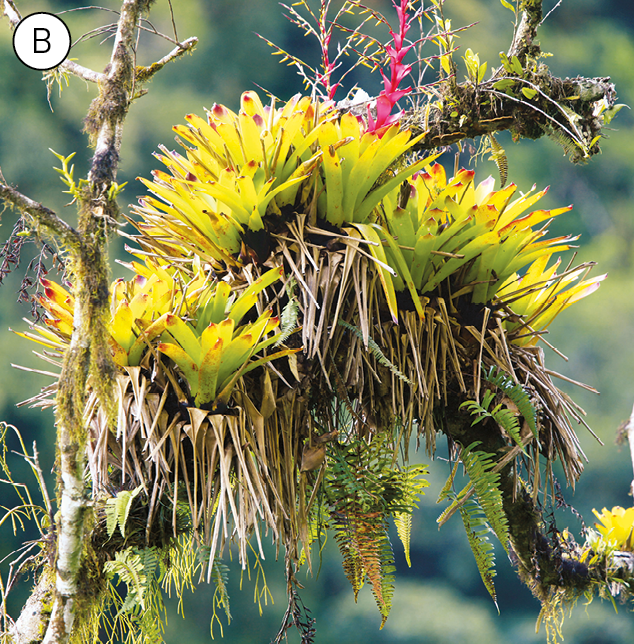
[13,13,71,70]
[34,28,52,54]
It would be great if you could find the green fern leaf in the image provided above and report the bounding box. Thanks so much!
[459,497,499,609]
[491,405,523,447]
[275,278,299,346]
[393,464,429,567]
[326,438,418,625]
[486,367,538,439]
[488,134,508,188]
[106,485,143,538]
[210,559,232,636]
[461,443,510,554]
[104,549,148,611]
[338,319,413,385]
[394,512,412,567]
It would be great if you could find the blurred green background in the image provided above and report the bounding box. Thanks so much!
[1,1,633,642]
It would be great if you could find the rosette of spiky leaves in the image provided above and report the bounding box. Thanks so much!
[15,260,211,366]
[315,114,440,227]
[359,163,579,322]
[158,305,298,408]
[130,91,332,268]
[495,253,606,346]
[16,262,296,409]
[12,276,75,354]
[109,265,296,408]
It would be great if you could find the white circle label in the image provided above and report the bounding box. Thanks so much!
[13,13,71,71]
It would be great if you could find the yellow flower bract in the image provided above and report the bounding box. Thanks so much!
[593,506,634,550]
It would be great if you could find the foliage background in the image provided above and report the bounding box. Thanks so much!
[0,0,633,642]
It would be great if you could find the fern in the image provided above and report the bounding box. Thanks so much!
[275,278,299,346]
[337,319,413,385]
[356,515,396,629]
[458,496,499,608]
[298,496,329,569]
[104,548,150,612]
[105,486,143,538]
[210,559,232,638]
[461,389,524,449]
[392,464,429,567]
[325,438,425,626]
[437,443,510,605]
[485,366,538,439]
[461,444,510,553]
[488,134,508,188]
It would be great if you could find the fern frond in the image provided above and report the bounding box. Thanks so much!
[105,486,143,538]
[299,497,329,568]
[543,124,582,158]
[394,512,412,567]
[392,464,429,567]
[486,367,538,438]
[462,368,537,448]
[326,438,420,626]
[488,134,508,188]
[458,496,499,609]
[332,511,365,598]
[490,404,523,447]
[461,443,510,553]
[210,559,232,638]
[104,548,149,611]
[358,518,396,629]
[338,319,413,385]
[275,278,299,346]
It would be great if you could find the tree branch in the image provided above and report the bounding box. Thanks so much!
[443,395,634,613]
[508,0,542,62]
[394,0,617,163]
[0,175,83,251]
[59,59,103,84]
[403,73,616,163]
[1,0,21,28]
[41,3,156,643]
[135,35,198,84]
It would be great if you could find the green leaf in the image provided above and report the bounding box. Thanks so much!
[510,55,523,76]
[478,61,488,84]
[521,87,538,100]
[500,0,516,11]
[492,79,515,91]
[106,486,143,538]
[603,103,628,126]
[499,52,512,73]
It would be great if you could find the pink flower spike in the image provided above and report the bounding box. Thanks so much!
[385,87,410,104]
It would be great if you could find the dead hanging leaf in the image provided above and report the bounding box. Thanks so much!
[300,444,326,472]
[261,369,277,419]
[314,429,338,444]
[288,353,301,381]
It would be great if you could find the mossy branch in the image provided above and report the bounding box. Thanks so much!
[2,3,199,643]
[401,74,616,164]
[135,36,198,84]
[443,395,634,619]
[0,177,83,251]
